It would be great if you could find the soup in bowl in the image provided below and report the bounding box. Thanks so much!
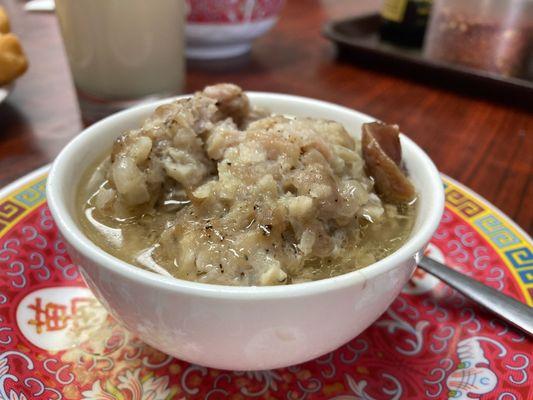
[47,85,444,370]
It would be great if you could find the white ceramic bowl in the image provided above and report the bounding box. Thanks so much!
[46,93,444,371]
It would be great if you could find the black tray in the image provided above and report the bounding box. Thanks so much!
[323,14,533,100]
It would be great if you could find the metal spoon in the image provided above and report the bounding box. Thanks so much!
[418,255,533,336]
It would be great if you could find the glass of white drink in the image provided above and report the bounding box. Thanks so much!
[55,0,185,124]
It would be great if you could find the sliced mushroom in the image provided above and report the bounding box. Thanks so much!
[362,122,416,204]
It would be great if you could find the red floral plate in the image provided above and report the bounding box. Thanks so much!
[1,166,531,400]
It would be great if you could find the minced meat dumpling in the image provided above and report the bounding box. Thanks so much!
[78,83,416,286]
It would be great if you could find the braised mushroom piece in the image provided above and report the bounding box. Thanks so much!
[362,122,416,204]
[78,84,417,286]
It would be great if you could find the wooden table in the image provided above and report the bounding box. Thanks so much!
[0,0,531,232]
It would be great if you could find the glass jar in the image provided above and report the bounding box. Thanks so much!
[423,0,533,77]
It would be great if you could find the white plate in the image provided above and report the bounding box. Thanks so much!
[0,83,13,104]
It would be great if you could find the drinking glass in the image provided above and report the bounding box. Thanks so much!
[55,0,186,124]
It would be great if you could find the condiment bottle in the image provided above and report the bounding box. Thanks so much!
[380,0,433,48]
[423,0,533,77]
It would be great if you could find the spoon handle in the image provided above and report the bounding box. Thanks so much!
[418,255,533,337]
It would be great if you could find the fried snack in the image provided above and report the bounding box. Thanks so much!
[0,6,9,34]
[0,33,29,86]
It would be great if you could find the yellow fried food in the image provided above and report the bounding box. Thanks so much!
[0,6,10,34]
[0,33,29,86]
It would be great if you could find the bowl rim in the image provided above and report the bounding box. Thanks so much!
[46,91,444,300]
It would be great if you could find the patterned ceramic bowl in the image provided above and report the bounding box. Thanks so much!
[46,93,444,370]
[186,0,285,59]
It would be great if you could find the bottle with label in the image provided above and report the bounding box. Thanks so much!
[380,0,432,48]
